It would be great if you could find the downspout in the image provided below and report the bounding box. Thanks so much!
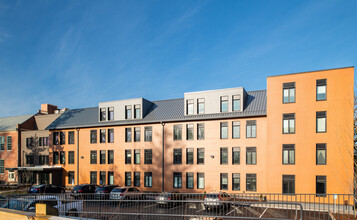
[161,122,165,192]
[76,127,79,185]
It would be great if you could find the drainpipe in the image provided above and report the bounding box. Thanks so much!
[161,122,165,192]
[76,127,79,185]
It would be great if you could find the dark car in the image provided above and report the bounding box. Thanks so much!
[155,191,185,207]
[28,184,65,194]
[70,184,97,199]
[94,185,118,200]
[0,195,7,206]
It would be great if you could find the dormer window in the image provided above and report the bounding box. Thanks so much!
[232,95,241,111]
[220,96,228,112]
[197,98,205,114]
[125,105,132,119]
[100,108,106,121]
[108,107,114,121]
[134,105,141,119]
[187,99,194,115]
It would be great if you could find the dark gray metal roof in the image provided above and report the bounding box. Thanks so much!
[47,90,267,130]
[0,115,34,132]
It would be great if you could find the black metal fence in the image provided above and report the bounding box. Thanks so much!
[0,193,356,220]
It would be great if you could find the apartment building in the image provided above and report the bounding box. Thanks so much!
[47,66,354,195]
[0,104,66,185]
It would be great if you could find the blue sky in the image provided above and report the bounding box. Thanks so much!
[0,0,356,117]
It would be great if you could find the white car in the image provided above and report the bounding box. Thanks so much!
[109,187,141,200]
[2,195,83,217]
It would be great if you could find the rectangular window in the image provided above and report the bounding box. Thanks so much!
[39,155,49,165]
[144,149,152,164]
[45,137,49,146]
[232,173,240,191]
[125,150,132,164]
[316,79,327,101]
[53,152,59,164]
[134,172,140,187]
[125,128,132,142]
[316,111,327,133]
[134,127,141,142]
[60,132,65,145]
[186,172,194,189]
[232,147,240,164]
[0,136,4,150]
[125,105,132,119]
[108,172,114,185]
[68,171,74,185]
[198,98,205,114]
[26,155,34,165]
[246,174,257,191]
[197,148,204,164]
[316,144,326,165]
[220,122,228,139]
[90,171,97,184]
[39,137,43,146]
[90,130,97,144]
[186,148,194,164]
[90,151,97,164]
[232,121,240,139]
[246,120,257,138]
[316,176,326,196]
[187,99,194,115]
[283,114,295,134]
[197,123,204,140]
[144,126,152,142]
[134,149,140,164]
[108,107,114,121]
[100,150,106,164]
[26,137,33,148]
[220,96,228,112]
[134,105,141,119]
[283,175,295,194]
[100,108,106,121]
[53,132,59,145]
[68,131,74,145]
[220,148,228,165]
[186,124,194,140]
[60,151,65,164]
[282,145,295,165]
[246,147,257,165]
[173,172,182,188]
[68,151,75,164]
[173,148,182,164]
[100,171,106,185]
[197,173,205,189]
[108,150,114,164]
[100,129,106,143]
[0,160,4,173]
[232,95,241,111]
[283,82,295,103]
[220,173,228,190]
[125,172,131,186]
[173,125,182,140]
[144,172,152,187]
[108,129,114,143]
[6,136,12,150]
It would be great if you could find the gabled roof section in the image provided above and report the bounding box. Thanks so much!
[47,90,267,130]
[0,115,34,132]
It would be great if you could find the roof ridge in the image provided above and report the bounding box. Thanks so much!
[153,98,183,102]
[0,114,34,119]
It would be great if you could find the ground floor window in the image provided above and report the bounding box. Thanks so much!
[108,172,114,185]
[197,173,204,189]
[232,173,240,191]
[8,171,15,181]
[0,160,4,173]
[220,173,228,190]
[246,174,256,191]
[125,172,131,186]
[134,172,140,187]
[90,171,97,184]
[144,172,152,187]
[68,171,75,185]
[316,176,326,196]
[186,172,194,189]
[100,171,106,185]
[282,175,295,194]
[173,172,182,188]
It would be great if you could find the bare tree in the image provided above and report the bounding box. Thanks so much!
[27,134,47,166]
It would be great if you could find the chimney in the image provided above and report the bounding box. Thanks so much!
[40,104,58,114]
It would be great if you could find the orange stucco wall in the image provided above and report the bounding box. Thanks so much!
[267,67,354,194]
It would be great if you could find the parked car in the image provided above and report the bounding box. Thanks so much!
[28,184,65,194]
[70,184,97,199]
[94,185,118,200]
[155,191,185,207]
[1,195,83,217]
[203,192,232,210]
[0,195,7,206]
[109,187,141,201]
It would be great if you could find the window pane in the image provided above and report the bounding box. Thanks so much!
[317,149,326,164]
[198,103,204,114]
[317,118,326,132]
[187,124,194,140]
[317,85,326,100]
[289,88,295,102]
[289,150,295,164]
[251,125,256,138]
[289,119,295,133]
[233,99,240,111]
[283,120,289,133]
[283,89,289,103]
[197,173,204,189]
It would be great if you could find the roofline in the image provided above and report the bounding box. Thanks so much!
[267,66,354,78]
[184,86,244,95]
[48,112,267,130]
[0,114,34,119]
